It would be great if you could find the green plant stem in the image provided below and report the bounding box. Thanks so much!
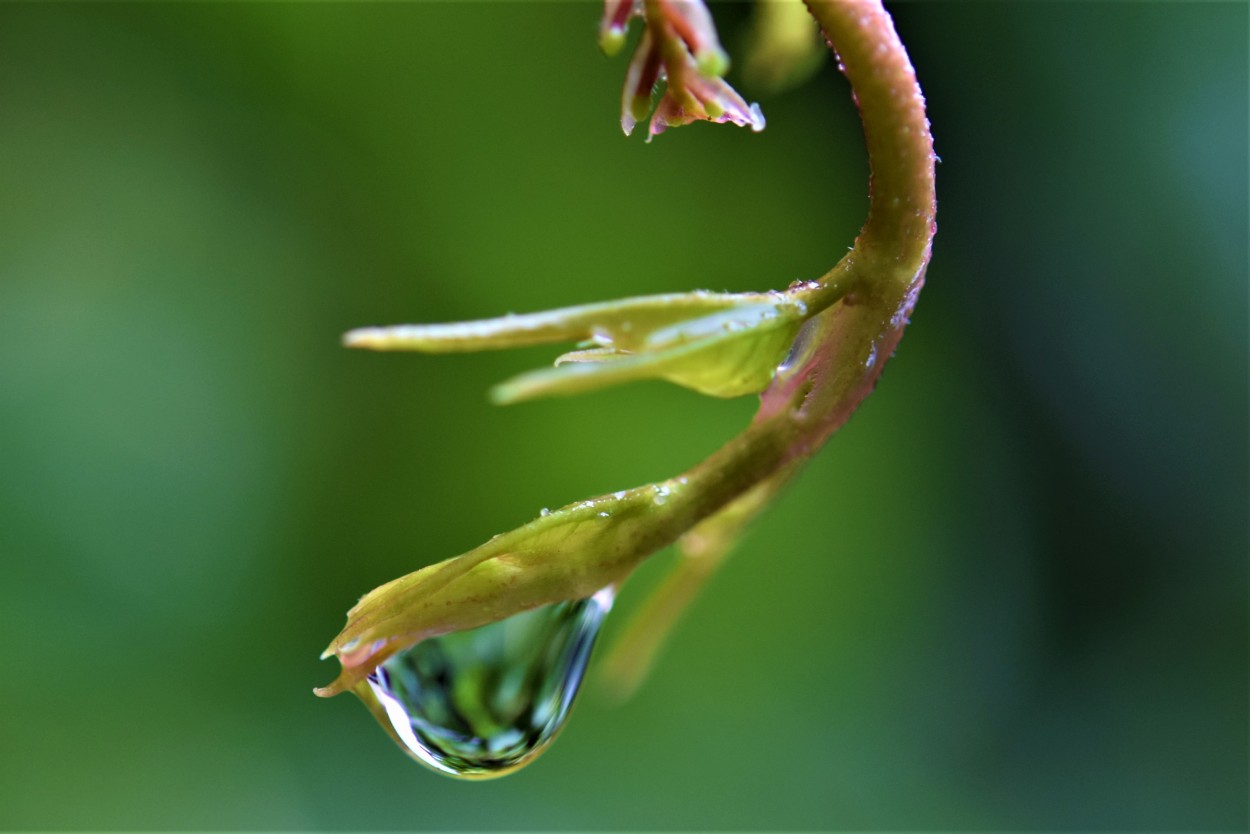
[599,0,936,692]
[669,0,937,522]
[599,461,799,699]
[808,0,937,259]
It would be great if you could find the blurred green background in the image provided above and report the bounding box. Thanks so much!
[0,1,1245,830]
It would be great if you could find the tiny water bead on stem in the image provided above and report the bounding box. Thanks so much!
[318,0,935,779]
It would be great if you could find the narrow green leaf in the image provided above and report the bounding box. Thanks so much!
[492,303,804,403]
[316,479,697,698]
[342,291,765,354]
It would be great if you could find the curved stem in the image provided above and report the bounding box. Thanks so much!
[795,1,936,309]
[808,1,936,259]
[687,0,937,503]
[599,0,937,692]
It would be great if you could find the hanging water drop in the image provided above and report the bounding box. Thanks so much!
[360,588,614,779]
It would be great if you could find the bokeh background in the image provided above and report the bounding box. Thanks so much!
[1,1,1245,830]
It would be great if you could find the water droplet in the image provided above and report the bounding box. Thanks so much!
[539,507,550,517]
[864,344,878,370]
[598,511,609,518]
[363,588,614,779]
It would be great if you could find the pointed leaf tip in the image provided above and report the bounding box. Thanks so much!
[342,327,384,349]
[316,482,690,696]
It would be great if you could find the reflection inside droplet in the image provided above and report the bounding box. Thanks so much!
[361,588,614,779]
